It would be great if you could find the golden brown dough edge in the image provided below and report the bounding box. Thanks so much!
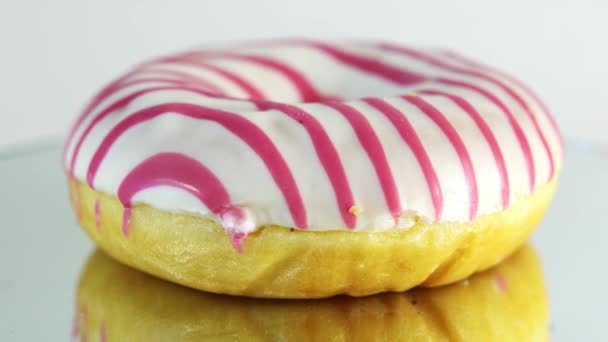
[68,177,557,298]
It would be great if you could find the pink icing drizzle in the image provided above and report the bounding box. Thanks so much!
[440,49,564,158]
[323,100,402,218]
[117,153,229,229]
[298,40,426,85]
[258,101,356,228]
[404,95,479,219]
[68,85,222,175]
[290,41,537,191]
[419,89,510,209]
[435,77,536,191]
[117,153,251,249]
[156,57,266,100]
[379,43,555,183]
[305,43,536,191]
[64,40,562,235]
[132,67,225,94]
[364,98,443,220]
[87,103,307,229]
[121,207,131,236]
[63,76,220,167]
[174,52,325,102]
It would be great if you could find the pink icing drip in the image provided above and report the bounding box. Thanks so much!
[258,101,356,228]
[435,77,536,191]
[419,89,510,209]
[323,100,402,218]
[218,206,252,253]
[87,103,306,228]
[179,52,325,102]
[133,67,225,95]
[494,275,508,292]
[298,40,426,85]
[230,233,246,253]
[364,98,443,221]
[379,43,556,183]
[118,153,231,212]
[118,153,256,247]
[122,207,131,236]
[404,95,479,219]
[158,57,267,100]
[94,198,101,229]
[99,322,106,342]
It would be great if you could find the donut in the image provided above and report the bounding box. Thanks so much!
[64,39,562,298]
[73,245,548,341]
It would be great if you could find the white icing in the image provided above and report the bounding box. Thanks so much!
[64,40,562,233]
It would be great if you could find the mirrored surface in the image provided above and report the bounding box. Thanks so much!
[0,141,606,340]
[74,245,546,341]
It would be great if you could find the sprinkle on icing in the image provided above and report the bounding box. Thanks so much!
[348,205,364,216]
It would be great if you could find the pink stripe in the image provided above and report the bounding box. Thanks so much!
[403,95,479,219]
[322,101,402,218]
[419,89,510,209]
[183,52,325,102]
[380,43,555,182]
[296,40,425,85]
[435,78,536,190]
[159,57,267,99]
[364,98,443,220]
[136,67,225,94]
[87,103,307,228]
[257,101,356,228]
[118,153,231,212]
[440,50,563,158]
[64,71,137,165]
[491,72,564,160]
[64,76,216,166]
[68,85,222,175]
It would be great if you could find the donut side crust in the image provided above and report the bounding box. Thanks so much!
[69,177,557,298]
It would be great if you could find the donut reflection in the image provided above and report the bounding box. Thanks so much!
[73,245,548,341]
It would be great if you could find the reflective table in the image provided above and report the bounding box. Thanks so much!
[0,141,606,341]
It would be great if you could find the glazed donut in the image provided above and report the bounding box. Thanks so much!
[74,245,548,341]
[64,39,562,298]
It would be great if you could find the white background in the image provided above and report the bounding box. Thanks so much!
[1,0,607,149]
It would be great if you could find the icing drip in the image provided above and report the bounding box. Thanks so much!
[218,206,255,253]
[122,207,131,236]
[94,198,101,229]
[494,275,508,292]
[99,322,106,342]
